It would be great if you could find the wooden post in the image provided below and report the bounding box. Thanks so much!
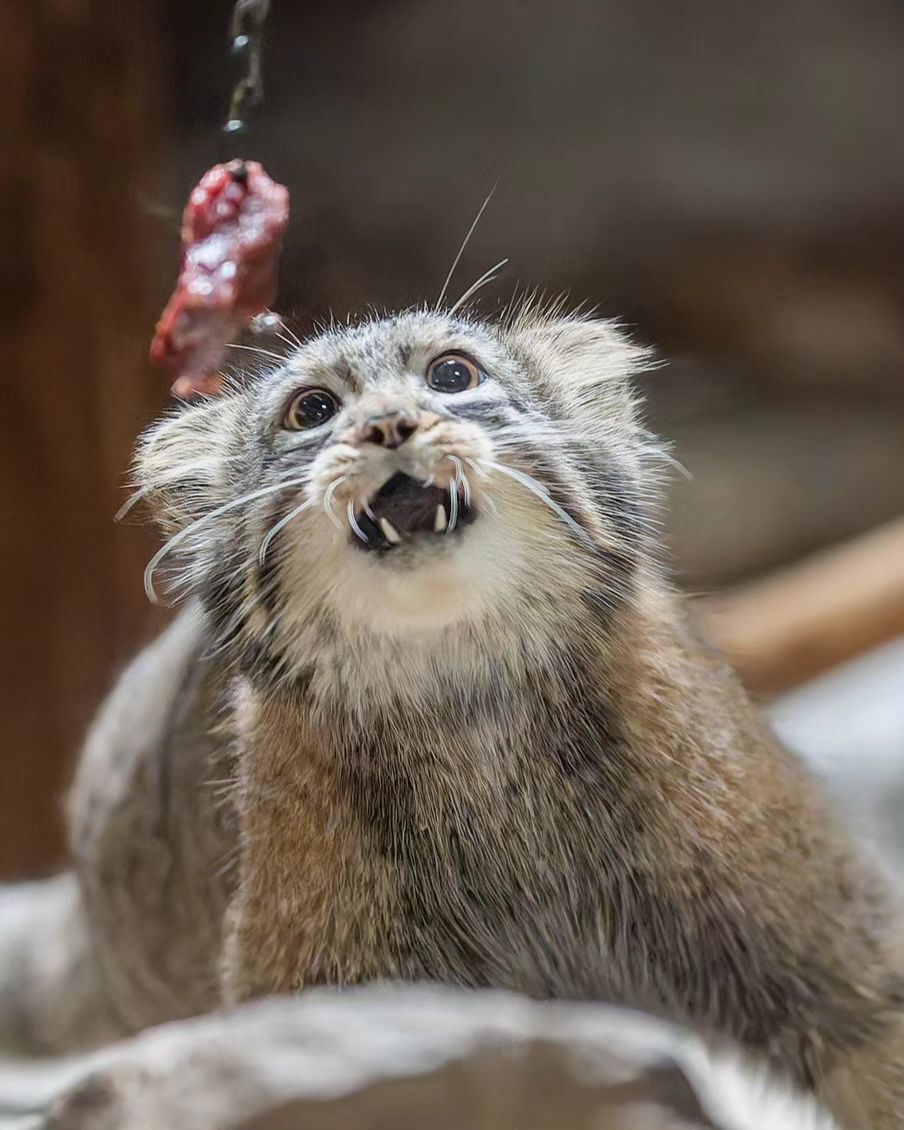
[698,518,904,697]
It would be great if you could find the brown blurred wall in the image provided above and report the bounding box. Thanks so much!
[0,3,167,876]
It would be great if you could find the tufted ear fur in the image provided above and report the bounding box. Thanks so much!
[504,307,654,433]
[134,393,250,537]
[503,307,663,510]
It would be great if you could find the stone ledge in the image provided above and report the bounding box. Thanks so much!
[0,986,834,1130]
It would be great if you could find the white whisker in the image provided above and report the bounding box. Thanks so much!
[347,499,369,544]
[463,456,490,480]
[224,342,288,363]
[435,181,499,310]
[323,477,347,530]
[448,258,509,316]
[461,470,472,510]
[258,495,315,565]
[143,475,310,603]
[115,486,152,522]
[271,331,300,354]
[273,323,303,349]
[447,476,459,534]
[653,448,693,481]
[116,456,241,522]
[490,461,596,549]
[448,456,471,509]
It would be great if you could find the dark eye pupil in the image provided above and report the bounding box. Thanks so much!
[295,391,336,426]
[431,359,471,392]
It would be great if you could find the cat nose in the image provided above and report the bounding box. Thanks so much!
[362,412,419,449]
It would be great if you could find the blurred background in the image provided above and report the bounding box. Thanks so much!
[2,0,903,878]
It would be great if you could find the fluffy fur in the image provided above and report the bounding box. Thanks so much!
[5,307,904,1128]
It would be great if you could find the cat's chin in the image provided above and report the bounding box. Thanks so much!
[335,544,479,634]
[276,498,539,640]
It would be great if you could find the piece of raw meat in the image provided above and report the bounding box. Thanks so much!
[150,160,290,398]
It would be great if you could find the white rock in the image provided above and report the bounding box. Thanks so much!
[0,987,834,1130]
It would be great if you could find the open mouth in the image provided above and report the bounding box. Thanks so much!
[350,472,477,552]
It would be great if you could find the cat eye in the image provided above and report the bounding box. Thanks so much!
[426,353,484,394]
[283,389,339,430]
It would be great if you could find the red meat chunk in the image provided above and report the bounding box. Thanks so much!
[150,160,290,398]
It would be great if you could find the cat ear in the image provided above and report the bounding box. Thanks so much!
[134,394,248,536]
[508,311,653,423]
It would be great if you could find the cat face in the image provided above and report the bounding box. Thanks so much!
[137,307,654,659]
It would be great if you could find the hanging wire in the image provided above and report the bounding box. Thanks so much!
[220,1,289,341]
[223,0,271,138]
